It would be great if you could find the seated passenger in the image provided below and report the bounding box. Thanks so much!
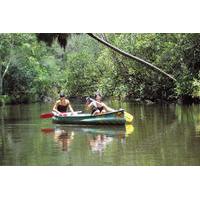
[86,93,114,116]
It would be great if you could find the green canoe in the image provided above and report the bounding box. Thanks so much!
[52,109,126,125]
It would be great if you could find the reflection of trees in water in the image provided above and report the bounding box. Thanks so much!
[0,106,6,164]
[175,105,200,148]
[175,105,200,137]
[0,105,14,165]
[127,105,200,165]
[0,106,19,165]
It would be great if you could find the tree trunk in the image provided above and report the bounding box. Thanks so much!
[0,56,12,96]
[0,78,2,95]
[87,33,177,82]
[0,65,2,95]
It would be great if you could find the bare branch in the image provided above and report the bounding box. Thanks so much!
[87,33,177,82]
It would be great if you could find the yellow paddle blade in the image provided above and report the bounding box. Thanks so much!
[125,112,133,123]
[125,125,134,136]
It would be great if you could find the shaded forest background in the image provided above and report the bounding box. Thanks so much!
[0,33,200,105]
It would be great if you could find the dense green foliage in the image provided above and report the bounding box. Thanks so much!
[0,34,65,103]
[0,33,200,104]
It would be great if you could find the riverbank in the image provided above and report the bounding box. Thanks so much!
[0,95,12,106]
[1,94,200,106]
[0,95,42,106]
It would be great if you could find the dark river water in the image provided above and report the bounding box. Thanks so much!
[0,100,200,166]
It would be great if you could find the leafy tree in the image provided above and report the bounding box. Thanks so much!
[1,33,200,104]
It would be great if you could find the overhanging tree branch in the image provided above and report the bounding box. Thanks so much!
[87,33,177,82]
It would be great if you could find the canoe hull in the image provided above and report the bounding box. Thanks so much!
[52,110,126,125]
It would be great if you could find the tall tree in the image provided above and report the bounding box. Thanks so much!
[0,34,14,95]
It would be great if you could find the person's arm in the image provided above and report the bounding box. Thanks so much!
[101,102,115,112]
[52,101,61,115]
[67,100,74,114]
[87,101,95,109]
[68,103,74,113]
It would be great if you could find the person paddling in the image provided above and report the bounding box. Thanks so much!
[86,93,114,115]
[53,93,75,116]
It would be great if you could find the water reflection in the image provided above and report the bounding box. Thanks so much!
[54,129,74,152]
[2,102,200,165]
[195,125,200,136]
[41,127,74,152]
[41,125,134,153]
[89,135,113,154]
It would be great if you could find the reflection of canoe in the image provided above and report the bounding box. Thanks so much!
[47,124,134,137]
[52,110,126,125]
[67,126,126,136]
[41,125,134,154]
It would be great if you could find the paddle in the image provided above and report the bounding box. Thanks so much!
[41,128,54,133]
[40,112,54,119]
[87,97,133,123]
[40,111,82,119]
[124,112,133,123]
